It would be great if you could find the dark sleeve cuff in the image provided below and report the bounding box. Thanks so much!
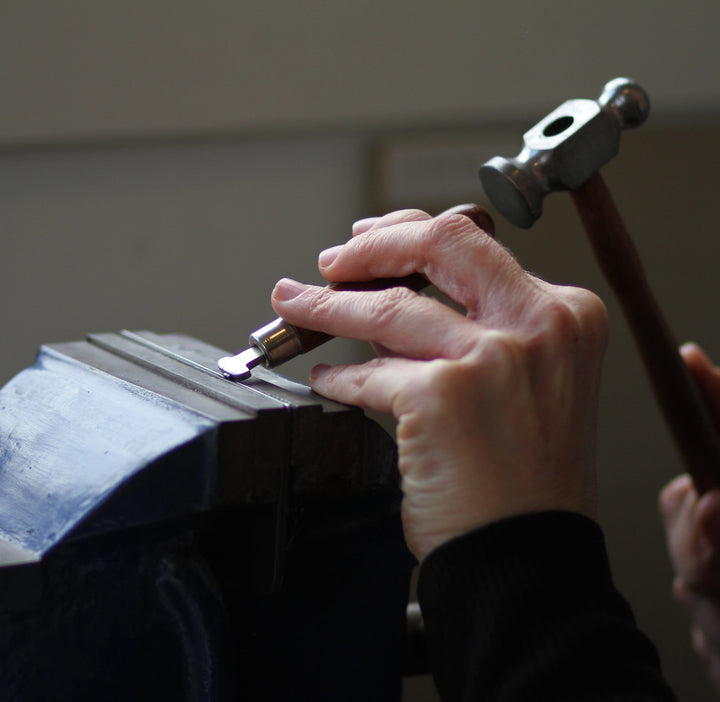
[418,511,676,702]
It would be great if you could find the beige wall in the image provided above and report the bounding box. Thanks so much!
[2,1,720,144]
[2,3,720,700]
[1,136,371,382]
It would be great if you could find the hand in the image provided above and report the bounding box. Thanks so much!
[660,343,720,690]
[271,208,609,561]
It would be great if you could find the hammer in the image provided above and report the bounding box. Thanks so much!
[480,78,720,494]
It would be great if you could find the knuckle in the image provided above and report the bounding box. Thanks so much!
[431,213,518,270]
[573,288,610,339]
[307,286,338,325]
[413,332,524,403]
[531,289,609,358]
[434,212,482,234]
[315,360,374,402]
[395,208,430,221]
[350,228,382,260]
[422,214,503,281]
[332,364,367,398]
[452,332,525,389]
[475,330,528,379]
[424,213,479,249]
[397,331,528,427]
[403,360,468,419]
[415,360,461,398]
[350,224,413,273]
[366,286,416,328]
[537,299,582,344]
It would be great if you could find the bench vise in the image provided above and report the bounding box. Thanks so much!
[0,330,414,701]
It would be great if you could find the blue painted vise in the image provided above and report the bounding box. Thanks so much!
[0,331,414,701]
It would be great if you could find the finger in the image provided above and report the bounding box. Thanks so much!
[659,473,695,530]
[309,356,424,415]
[691,624,720,691]
[530,279,610,356]
[697,489,720,541]
[690,622,720,692]
[355,208,432,235]
[317,214,530,314]
[659,474,715,584]
[352,205,494,239]
[693,491,720,591]
[352,217,381,236]
[352,203,495,236]
[682,342,716,375]
[675,578,720,651]
[682,342,720,424]
[369,340,398,358]
[441,203,495,237]
[324,209,432,270]
[271,279,481,361]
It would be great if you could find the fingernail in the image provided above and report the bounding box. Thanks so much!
[318,245,343,269]
[273,278,307,302]
[309,364,330,384]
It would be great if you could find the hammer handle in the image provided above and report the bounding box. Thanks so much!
[571,172,720,494]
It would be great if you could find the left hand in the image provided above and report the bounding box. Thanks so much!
[271,208,609,561]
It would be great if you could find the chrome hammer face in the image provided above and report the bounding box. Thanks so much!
[479,78,650,228]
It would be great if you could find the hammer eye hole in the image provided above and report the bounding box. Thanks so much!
[543,115,574,137]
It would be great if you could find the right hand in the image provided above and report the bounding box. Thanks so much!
[660,343,720,691]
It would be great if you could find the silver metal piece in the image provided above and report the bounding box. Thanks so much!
[479,77,650,228]
[217,317,307,380]
[249,318,304,366]
[217,345,266,380]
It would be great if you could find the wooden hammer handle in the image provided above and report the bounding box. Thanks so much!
[571,172,720,494]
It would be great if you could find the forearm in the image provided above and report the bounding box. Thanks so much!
[418,512,677,702]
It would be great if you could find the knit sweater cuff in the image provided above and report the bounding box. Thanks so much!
[418,511,613,612]
[417,511,674,702]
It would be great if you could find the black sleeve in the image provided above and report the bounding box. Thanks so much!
[417,511,677,702]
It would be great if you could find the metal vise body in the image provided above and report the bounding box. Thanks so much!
[0,331,413,701]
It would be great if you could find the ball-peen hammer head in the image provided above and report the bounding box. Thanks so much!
[479,78,650,228]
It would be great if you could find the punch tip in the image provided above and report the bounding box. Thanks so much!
[217,346,265,381]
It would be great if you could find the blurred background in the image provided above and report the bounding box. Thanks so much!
[2,2,720,699]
